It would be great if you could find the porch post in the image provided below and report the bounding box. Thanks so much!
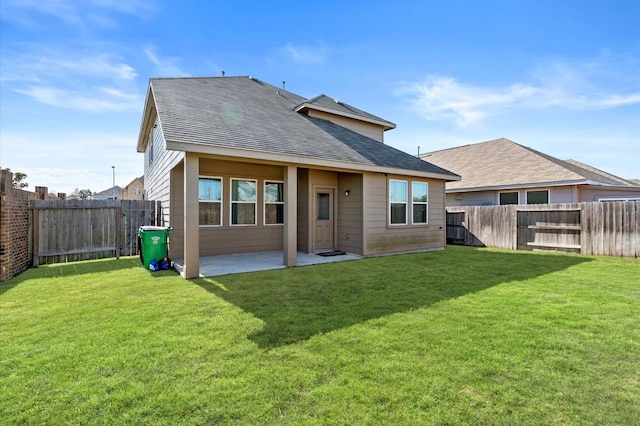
[283,165,297,267]
[183,152,200,278]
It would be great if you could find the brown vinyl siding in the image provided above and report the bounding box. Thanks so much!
[170,158,286,258]
[363,173,445,255]
[337,173,364,254]
[306,109,385,142]
[296,168,310,252]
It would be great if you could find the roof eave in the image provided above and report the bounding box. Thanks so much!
[294,103,396,131]
[166,139,458,181]
[136,83,156,153]
[446,179,590,193]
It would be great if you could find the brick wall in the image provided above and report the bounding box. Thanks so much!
[0,169,60,281]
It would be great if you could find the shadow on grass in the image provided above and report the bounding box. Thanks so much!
[193,247,592,348]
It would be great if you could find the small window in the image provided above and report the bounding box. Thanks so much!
[389,180,408,225]
[148,134,154,166]
[199,177,222,226]
[265,181,284,225]
[499,191,519,205]
[527,190,549,205]
[317,193,330,220]
[412,182,428,224]
[231,179,256,225]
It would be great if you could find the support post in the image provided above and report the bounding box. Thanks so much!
[283,165,297,267]
[183,153,200,278]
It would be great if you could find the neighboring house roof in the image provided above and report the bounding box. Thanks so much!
[138,76,458,180]
[93,186,123,199]
[420,138,639,192]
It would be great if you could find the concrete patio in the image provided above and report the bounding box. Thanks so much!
[173,250,363,277]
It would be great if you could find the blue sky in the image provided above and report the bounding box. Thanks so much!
[1,0,639,194]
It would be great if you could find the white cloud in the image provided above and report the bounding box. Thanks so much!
[1,0,156,28]
[280,42,327,64]
[144,47,190,77]
[14,85,140,112]
[398,57,640,127]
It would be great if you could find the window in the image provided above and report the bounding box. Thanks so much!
[317,193,330,220]
[499,191,519,205]
[265,181,284,225]
[199,177,222,226]
[389,180,408,225]
[412,182,428,224]
[231,179,256,225]
[526,190,549,204]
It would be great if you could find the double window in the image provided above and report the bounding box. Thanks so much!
[389,179,428,225]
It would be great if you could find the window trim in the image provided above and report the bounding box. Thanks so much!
[198,176,223,227]
[230,178,257,226]
[526,189,550,205]
[411,181,429,225]
[264,180,284,226]
[499,190,520,205]
[389,179,408,226]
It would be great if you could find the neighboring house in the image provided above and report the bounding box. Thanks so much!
[93,186,123,200]
[123,176,144,200]
[136,76,459,278]
[420,138,640,206]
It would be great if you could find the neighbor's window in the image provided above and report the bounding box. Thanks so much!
[412,182,428,224]
[389,179,408,225]
[499,191,519,205]
[526,190,549,204]
[231,179,256,225]
[265,181,284,225]
[199,177,222,226]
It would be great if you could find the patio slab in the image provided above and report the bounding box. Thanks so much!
[173,250,363,277]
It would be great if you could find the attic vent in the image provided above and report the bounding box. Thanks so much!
[334,98,339,103]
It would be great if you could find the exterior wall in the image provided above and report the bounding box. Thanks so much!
[170,158,286,258]
[296,168,310,252]
[447,185,578,206]
[0,170,60,281]
[337,173,364,254]
[144,116,184,226]
[363,172,446,256]
[123,177,144,200]
[306,109,385,142]
[578,186,640,202]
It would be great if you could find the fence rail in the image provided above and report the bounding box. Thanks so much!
[446,201,639,258]
[30,199,160,265]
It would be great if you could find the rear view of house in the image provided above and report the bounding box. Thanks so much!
[136,76,459,278]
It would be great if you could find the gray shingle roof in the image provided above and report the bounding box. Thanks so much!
[420,138,638,190]
[149,76,456,178]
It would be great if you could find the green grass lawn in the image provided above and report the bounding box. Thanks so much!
[1,246,638,425]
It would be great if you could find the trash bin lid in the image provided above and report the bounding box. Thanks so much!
[139,226,172,232]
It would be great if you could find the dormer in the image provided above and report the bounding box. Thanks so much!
[294,94,396,143]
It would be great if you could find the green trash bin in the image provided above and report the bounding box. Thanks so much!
[138,226,172,269]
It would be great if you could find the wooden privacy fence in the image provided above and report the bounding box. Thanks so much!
[446,201,639,257]
[30,199,161,265]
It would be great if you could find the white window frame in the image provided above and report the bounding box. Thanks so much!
[411,181,429,225]
[230,178,257,226]
[199,176,223,227]
[526,189,550,205]
[499,191,520,205]
[264,181,284,226]
[389,179,408,226]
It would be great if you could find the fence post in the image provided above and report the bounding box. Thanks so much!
[115,204,121,259]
